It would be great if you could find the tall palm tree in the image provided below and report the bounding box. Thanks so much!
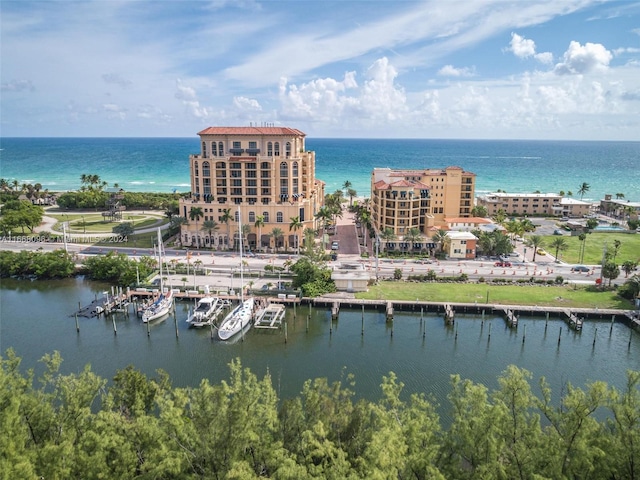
[241,224,251,251]
[315,206,333,248]
[578,182,590,200]
[271,227,284,252]
[549,237,568,263]
[403,227,422,253]
[347,187,357,206]
[380,227,396,253]
[342,180,352,196]
[189,206,203,248]
[432,229,449,255]
[202,219,219,248]
[289,216,303,254]
[254,215,265,252]
[220,208,232,250]
[525,234,545,262]
[492,209,507,227]
[578,233,587,263]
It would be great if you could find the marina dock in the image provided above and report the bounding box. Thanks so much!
[254,304,286,329]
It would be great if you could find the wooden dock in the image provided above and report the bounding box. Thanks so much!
[254,304,286,329]
[386,301,394,321]
[500,307,518,328]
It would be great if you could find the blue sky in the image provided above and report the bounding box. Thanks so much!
[1,0,639,140]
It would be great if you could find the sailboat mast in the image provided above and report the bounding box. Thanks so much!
[157,228,163,292]
[238,206,244,302]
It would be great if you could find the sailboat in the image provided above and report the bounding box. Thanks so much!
[142,228,174,323]
[217,208,255,341]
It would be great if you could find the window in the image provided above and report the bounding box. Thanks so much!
[263,212,270,223]
[267,142,273,156]
[232,179,242,186]
[261,179,270,187]
[218,142,224,155]
[194,161,199,177]
[249,212,255,223]
[249,141,257,150]
[212,142,217,156]
[261,161,270,169]
[276,212,283,223]
[280,162,288,178]
[216,161,226,169]
[280,178,288,197]
[274,142,280,156]
[292,161,298,176]
[202,142,207,157]
[286,142,291,157]
[293,178,299,194]
[202,161,210,177]
[233,141,241,149]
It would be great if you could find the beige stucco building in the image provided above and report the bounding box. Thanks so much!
[370,166,476,242]
[179,126,325,251]
[477,192,591,218]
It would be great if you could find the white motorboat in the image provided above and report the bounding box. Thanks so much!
[186,296,220,328]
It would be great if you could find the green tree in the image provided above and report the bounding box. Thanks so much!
[289,216,303,254]
[254,214,265,252]
[271,227,284,251]
[602,261,620,286]
[221,208,233,250]
[525,235,545,262]
[621,260,638,278]
[189,206,203,248]
[380,227,396,253]
[470,205,488,218]
[578,182,590,200]
[112,222,134,237]
[586,218,599,231]
[549,236,568,262]
[290,257,335,296]
[346,187,357,206]
[202,219,219,248]
[0,200,44,234]
[432,229,449,255]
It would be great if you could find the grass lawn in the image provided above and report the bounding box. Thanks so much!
[49,213,166,234]
[357,281,633,310]
[541,232,640,265]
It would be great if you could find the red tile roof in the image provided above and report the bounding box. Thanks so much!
[198,126,306,136]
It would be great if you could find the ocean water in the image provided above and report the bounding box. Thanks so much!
[1,137,638,202]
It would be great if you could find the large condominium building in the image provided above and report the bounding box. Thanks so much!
[476,192,591,217]
[370,166,476,238]
[179,126,325,251]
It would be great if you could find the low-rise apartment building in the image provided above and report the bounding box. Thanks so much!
[179,126,325,251]
[477,192,591,218]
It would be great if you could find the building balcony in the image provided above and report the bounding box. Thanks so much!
[229,148,244,155]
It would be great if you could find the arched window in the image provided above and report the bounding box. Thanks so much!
[202,142,207,157]
[234,211,240,222]
[280,162,288,178]
[286,142,291,157]
[292,161,298,177]
[267,142,273,156]
[218,142,224,155]
[276,211,283,223]
[263,212,270,223]
[212,142,217,156]
[249,211,255,223]
[194,161,199,177]
[202,161,210,177]
[274,142,280,156]
[216,161,226,169]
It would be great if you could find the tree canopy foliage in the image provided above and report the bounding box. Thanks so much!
[0,200,44,234]
[0,249,76,279]
[1,351,638,479]
[81,251,156,286]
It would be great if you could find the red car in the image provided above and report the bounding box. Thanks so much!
[495,261,512,267]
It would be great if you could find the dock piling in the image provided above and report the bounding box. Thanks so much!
[75,313,79,333]
[522,324,526,344]
[112,316,117,335]
[593,328,597,347]
[558,327,562,345]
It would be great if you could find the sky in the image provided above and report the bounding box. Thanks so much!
[1,0,640,140]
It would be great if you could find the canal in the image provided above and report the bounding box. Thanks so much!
[2,277,638,419]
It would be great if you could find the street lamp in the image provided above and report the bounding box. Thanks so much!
[81,216,86,234]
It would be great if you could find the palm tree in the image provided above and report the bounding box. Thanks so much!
[578,182,590,200]
[241,224,251,251]
[202,219,219,248]
[470,205,488,218]
[0,178,9,192]
[525,234,545,262]
[342,180,352,196]
[549,237,568,263]
[289,216,303,254]
[254,215,265,252]
[615,192,625,200]
[612,239,622,265]
[315,206,333,248]
[403,227,422,254]
[220,208,232,250]
[578,233,588,263]
[380,227,397,253]
[189,206,203,248]
[432,229,449,255]
[621,261,638,278]
[492,209,507,227]
[346,187,357,206]
[271,227,284,252]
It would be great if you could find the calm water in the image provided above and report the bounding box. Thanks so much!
[2,278,638,415]
[1,137,639,202]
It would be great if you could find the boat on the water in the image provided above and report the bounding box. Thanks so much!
[186,296,221,328]
[142,290,173,323]
[217,297,255,340]
[217,207,255,341]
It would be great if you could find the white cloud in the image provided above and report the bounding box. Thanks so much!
[508,33,553,64]
[233,96,262,112]
[437,65,475,77]
[554,41,613,75]
[1,79,35,92]
[613,47,640,56]
[102,73,132,88]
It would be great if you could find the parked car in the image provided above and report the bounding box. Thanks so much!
[553,229,563,235]
[495,261,512,267]
[537,249,546,256]
[571,265,590,272]
[331,241,339,250]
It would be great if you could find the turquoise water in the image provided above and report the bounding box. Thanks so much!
[594,226,626,231]
[1,137,639,202]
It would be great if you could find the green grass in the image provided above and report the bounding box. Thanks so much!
[357,282,632,310]
[49,213,166,234]
[541,232,640,264]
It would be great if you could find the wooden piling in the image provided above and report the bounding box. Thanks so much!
[284,320,288,343]
[112,316,117,335]
[522,324,526,344]
[593,328,597,347]
[174,314,179,338]
[75,313,79,333]
[488,322,492,341]
[558,327,562,345]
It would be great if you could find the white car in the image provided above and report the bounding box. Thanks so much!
[331,241,339,250]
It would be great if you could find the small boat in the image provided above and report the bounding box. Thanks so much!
[217,297,255,341]
[142,290,173,323]
[186,296,220,328]
[217,206,255,341]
